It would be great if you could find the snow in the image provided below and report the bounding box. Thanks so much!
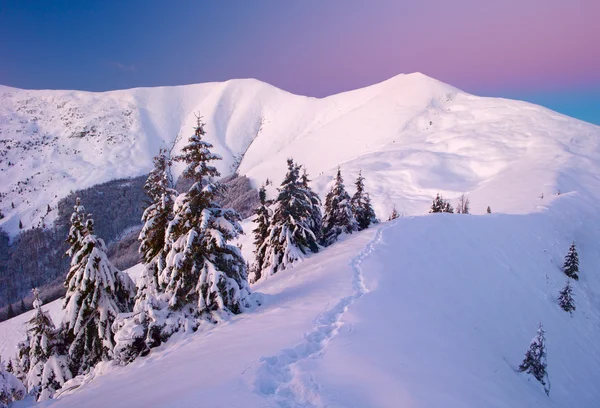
[1,73,600,407]
[3,190,600,407]
[2,73,599,236]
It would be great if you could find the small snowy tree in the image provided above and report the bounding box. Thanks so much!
[26,288,72,401]
[388,206,400,221]
[321,167,358,246]
[443,201,454,213]
[456,194,470,214]
[486,206,491,214]
[0,359,25,408]
[62,203,135,375]
[351,171,378,230]
[249,185,271,283]
[430,194,445,213]
[558,280,575,314]
[430,194,454,213]
[562,242,579,280]
[259,159,320,279]
[27,288,57,393]
[160,118,251,320]
[519,323,549,395]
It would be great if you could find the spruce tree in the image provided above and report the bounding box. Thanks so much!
[486,206,491,214]
[249,185,271,283]
[113,149,177,363]
[160,118,251,319]
[259,159,320,279]
[351,171,378,230]
[562,242,579,280]
[15,337,30,384]
[430,194,454,213]
[0,359,25,408]
[19,300,26,314]
[558,280,575,314]
[443,201,454,213]
[62,203,135,375]
[429,194,445,213]
[139,147,176,266]
[26,289,72,401]
[321,167,358,247]
[300,168,323,241]
[65,197,86,259]
[519,323,549,395]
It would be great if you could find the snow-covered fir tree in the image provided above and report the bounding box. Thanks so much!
[351,171,378,231]
[321,167,358,246]
[558,280,576,314]
[300,168,323,241]
[159,118,251,322]
[519,323,549,395]
[249,185,271,283]
[15,336,30,384]
[443,201,454,213]
[430,193,453,213]
[62,202,135,375]
[113,148,178,363]
[563,241,579,280]
[430,194,445,213]
[259,159,320,279]
[0,359,25,408]
[486,206,492,214]
[65,197,86,259]
[25,289,72,401]
[139,147,176,266]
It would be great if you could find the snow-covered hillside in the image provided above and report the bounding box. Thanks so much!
[1,74,600,407]
[2,73,599,236]
[3,192,600,407]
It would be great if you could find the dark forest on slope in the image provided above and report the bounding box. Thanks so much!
[0,174,258,321]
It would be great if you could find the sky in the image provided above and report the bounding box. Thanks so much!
[1,0,598,124]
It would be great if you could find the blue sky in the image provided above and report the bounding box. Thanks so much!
[1,0,598,124]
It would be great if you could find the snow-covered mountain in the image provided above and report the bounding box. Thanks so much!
[2,73,599,236]
[2,74,600,407]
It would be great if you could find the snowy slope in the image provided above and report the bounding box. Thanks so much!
[2,73,599,236]
[2,191,599,407]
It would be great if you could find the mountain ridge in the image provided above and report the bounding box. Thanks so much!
[1,73,598,237]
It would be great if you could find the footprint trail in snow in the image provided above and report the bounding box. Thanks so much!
[253,224,388,408]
